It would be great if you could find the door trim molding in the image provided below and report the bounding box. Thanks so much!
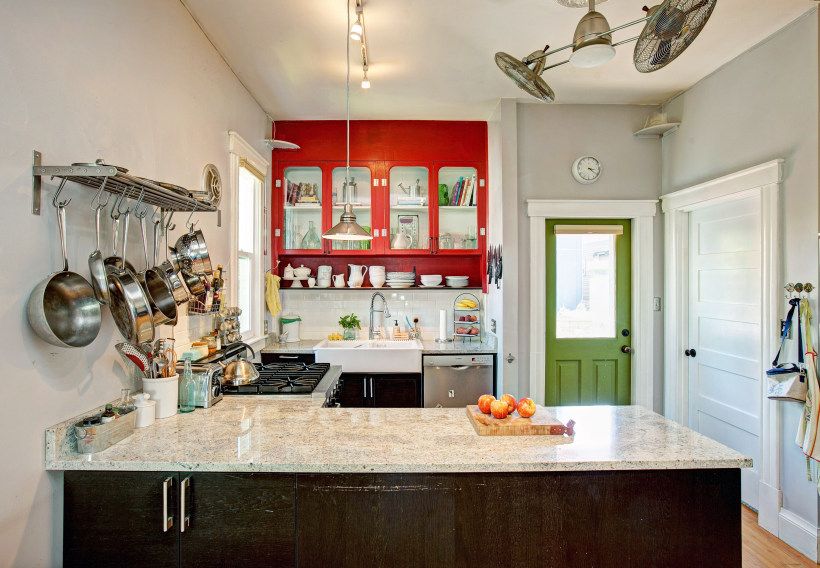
[526,200,658,409]
[660,159,783,532]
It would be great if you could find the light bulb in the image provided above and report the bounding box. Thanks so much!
[350,18,363,41]
[362,72,370,89]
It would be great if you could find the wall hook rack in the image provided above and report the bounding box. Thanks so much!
[31,150,216,216]
[785,282,814,299]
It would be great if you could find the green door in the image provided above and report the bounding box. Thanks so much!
[545,219,631,406]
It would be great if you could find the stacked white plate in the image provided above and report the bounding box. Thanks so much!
[445,276,470,288]
[386,271,416,288]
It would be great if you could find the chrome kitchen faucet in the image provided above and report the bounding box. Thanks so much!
[369,292,391,340]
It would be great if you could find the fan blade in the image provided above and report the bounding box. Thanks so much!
[632,0,717,73]
[495,51,556,103]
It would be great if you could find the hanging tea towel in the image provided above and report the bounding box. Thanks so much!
[795,299,820,489]
[265,272,282,318]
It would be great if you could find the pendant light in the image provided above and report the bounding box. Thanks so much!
[323,0,374,242]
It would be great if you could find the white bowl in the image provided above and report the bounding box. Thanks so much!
[420,275,442,286]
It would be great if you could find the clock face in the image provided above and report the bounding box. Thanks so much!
[572,156,601,184]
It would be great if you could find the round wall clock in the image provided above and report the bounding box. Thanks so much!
[571,156,602,184]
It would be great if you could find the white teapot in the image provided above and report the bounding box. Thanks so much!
[283,264,295,278]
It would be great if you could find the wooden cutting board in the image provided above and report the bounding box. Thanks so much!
[465,405,575,436]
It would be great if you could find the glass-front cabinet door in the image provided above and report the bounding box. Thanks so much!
[387,164,430,252]
[282,165,323,252]
[330,165,375,252]
[436,166,479,253]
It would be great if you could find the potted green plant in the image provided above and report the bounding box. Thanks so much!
[338,313,361,340]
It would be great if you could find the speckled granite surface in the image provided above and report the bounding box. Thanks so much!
[46,402,751,473]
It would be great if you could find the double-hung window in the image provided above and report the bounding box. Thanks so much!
[229,132,269,344]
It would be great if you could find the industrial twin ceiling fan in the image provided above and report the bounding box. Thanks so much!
[495,0,718,103]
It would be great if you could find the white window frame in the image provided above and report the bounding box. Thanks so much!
[228,131,269,347]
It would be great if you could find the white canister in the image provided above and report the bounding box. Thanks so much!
[143,375,179,419]
[133,393,156,428]
[281,314,302,342]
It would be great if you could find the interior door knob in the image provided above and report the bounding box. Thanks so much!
[621,345,632,354]
[685,348,697,357]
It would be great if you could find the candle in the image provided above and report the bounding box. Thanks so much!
[439,309,447,341]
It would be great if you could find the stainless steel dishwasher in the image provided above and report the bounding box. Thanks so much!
[423,354,494,408]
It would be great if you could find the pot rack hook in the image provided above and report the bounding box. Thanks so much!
[117,185,135,216]
[186,200,199,233]
[90,177,111,210]
[134,188,149,220]
[165,210,176,232]
[51,177,70,208]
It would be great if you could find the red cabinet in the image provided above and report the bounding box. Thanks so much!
[271,121,488,289]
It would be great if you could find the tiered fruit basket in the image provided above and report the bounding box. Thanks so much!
[453,293,482,341]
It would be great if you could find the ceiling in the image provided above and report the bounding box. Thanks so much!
[181,0,817,121]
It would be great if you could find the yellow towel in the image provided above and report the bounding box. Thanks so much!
[265,273,282,317]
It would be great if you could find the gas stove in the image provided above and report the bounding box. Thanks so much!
[221,362,332,395]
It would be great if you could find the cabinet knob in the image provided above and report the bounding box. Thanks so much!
[685,348,697,358]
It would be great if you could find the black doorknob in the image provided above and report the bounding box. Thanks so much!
[621,345,632,354]
[685,348,697,357]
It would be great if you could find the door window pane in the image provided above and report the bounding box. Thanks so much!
[388,166,428,250]
[555,234,616,338]
[437,167,478,250]
[283,166,322,250]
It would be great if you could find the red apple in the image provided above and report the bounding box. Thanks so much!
[500,393,516,414]
[490,399,509,419]
[517,397,536,418]
[477,394,495,414]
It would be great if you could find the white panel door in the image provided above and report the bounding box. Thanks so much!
[688,194,761,508]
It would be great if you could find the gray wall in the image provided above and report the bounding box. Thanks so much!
[662,9,819,533]
[0,1,267,565]
[513,103,665,407]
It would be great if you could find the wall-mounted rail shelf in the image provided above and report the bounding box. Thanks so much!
[31,150,216,215]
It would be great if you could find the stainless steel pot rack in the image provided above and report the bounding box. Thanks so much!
[31,150,216,215]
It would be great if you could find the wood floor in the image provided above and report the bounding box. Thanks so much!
[743,505,817,567]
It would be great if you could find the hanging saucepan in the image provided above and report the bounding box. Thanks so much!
[27,182,102,347]
[162,212,205,297]
[155,213,189,306]
[135,206,177,326]
[106,192,154,343]
[174,204,212,275]
[103,193,136,274]
[88,183,111,305]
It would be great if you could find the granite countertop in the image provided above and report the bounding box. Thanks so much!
[261,338,497,355]
[45,402,751,474]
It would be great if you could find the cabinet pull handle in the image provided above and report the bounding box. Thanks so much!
[162,477,174,532]
[434,237,439,254]
[279,355,298,359]
[363,378,367,398]
[180,476,192,533]
[429,237,434,254]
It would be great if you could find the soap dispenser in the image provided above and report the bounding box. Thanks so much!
[392,320,401,339]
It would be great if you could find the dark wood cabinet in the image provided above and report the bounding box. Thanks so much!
[63,472,295,568]
[339,372,421,408]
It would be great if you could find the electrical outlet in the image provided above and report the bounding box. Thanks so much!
[781,319,792,339]
[653,297,662,311]
[264,320,269,334]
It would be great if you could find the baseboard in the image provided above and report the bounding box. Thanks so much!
[757,481,782,535]
[779,508,819,562]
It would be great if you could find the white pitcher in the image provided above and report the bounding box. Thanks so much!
[333,274,346,288]
[348,264,368,288]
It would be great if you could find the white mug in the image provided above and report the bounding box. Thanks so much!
[308,277,316,288]
[333,274,346,287]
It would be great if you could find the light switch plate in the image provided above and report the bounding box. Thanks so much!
[653,297,662,311]
[479,179,485,187]
[275,179,281,187]
[479,228,485,236]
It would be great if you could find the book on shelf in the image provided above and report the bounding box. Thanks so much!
[450,177,463,206]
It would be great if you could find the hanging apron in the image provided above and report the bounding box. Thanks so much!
[797,299,820,464]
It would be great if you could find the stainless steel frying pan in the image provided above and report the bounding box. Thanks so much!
[27,188,102,347]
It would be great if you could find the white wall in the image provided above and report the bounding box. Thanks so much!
[487,99,520,395]
[0,1,267,565]
[662,8,819,554]
[511,103,664,407]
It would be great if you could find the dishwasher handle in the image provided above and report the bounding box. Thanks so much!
[449,365,472,371]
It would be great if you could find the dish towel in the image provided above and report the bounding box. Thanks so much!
[265,272,282,318]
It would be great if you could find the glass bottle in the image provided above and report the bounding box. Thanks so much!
[179,354,196,413]
[100,404,116,424]
[115,389,132,415]
[300,220,321,249]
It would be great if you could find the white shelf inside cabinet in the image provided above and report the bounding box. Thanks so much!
[633,123,680,138]
[390,204,428,210]
[284,204,322,209]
